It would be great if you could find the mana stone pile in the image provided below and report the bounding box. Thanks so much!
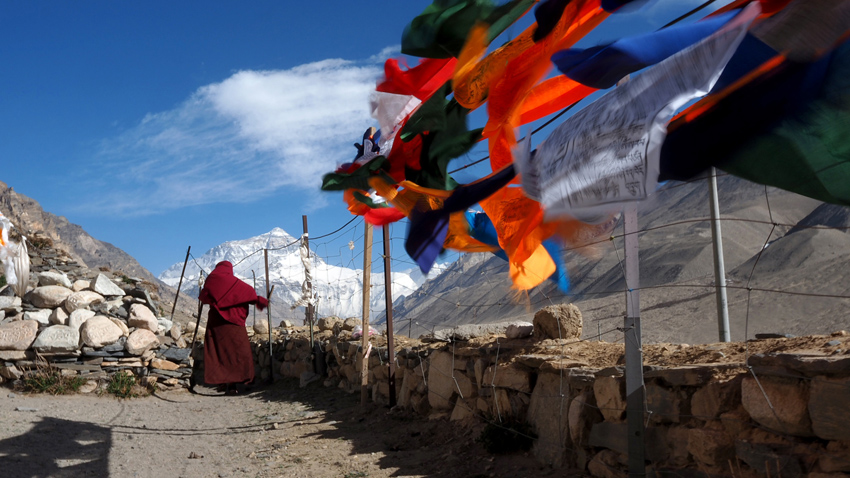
[0,248,196,392]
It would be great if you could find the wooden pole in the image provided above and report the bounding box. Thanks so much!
[302,215,314,352]
[383,224,396,407]
[169,246,191,322]
[623,203,646,477]
[360,222,373,406]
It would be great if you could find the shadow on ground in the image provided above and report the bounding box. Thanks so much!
[0,416,111,478]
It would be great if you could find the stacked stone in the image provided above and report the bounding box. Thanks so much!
[0,269,194,391]
[246,305,850,477]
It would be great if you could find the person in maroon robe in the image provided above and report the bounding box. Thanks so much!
[199,261,268,394]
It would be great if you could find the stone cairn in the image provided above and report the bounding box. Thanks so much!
[0,244,194,392]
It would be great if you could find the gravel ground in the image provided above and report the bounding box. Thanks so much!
[0,379,568,478]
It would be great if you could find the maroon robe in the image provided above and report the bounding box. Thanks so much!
[199,261,268,385]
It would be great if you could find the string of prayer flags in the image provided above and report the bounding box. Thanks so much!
[514,3,758,223]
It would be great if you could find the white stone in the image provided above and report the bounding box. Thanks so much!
[128,303,158,332]
[0,320,38,350]
[80,315,123,348]
[253,319,269,335]
[506,321,534,339]
[64,290,105,313]
[68,309,96,330]
[23,309,51,326]
[157,317,173,334]
[37,271,72,288]
[91,273,125,297]
[125,328,159,355]
[150,358,179,371]
[108,317,129,336]
[0,295,22,312]
[49,307,69,325]
[28,286,74,309]
[71,280,90,292]
[32,325,80,353]
[169,324,182,340]
[78,380,98,393]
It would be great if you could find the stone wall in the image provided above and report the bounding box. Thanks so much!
[236,315,850,478]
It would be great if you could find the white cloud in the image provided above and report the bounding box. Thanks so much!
[87,58,383,215]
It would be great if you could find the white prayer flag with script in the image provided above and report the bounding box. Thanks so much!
[514,3,759,223]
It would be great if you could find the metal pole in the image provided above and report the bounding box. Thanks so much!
[251,270,256,326]
[623,203,646,477]
[382,224,396,407]
[264,249,273,383]
[169,246,191,322]
[302,216,314,352]
[361,222,373,406]
[708,167,731,342]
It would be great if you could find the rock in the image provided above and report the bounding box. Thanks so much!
[527,372,572,467]
[432,322,511,341]
[692,378,742,419]
[126,329,159,355]
[735,441,802,477]
[108,317,129,336]
[23,309,51,326]
[0,350,30,361]
[78,380,98,393]
[0,295,22,312]
[0,320,38,350]
[342,317,359,331]
[157,317,173,334]
[688,426,734,468]
[808,377,850,441]
[68,309,96,330]
[79,316,124,348]
[570,389,602,446]
[646,384,684,424]
[317,316,341,332]
[37,271,72,288]
[300,371,321,387]
[32,325,80,353]
[427,351,456,410]
[28,286,73,309]
[450,398,476,421]
[0,364,23,380]
[505,321,534,339]
[64,290,105,313]
[587,450,624,478]
[533,304,582,340]
[127,303,158,332]
[49,307,69,326]
[71,280,90,292]
[281,319,293,328]
[150,358,180,371]
[483,363,531,393]
[91,273,125,297]
[594,375,626,422]
[253,320,269,335]
[741,375,813,437]
[168,324,182,340]
[127,288,157,315]
[820,441,850,473]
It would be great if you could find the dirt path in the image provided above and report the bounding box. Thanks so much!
[0,380,569,478]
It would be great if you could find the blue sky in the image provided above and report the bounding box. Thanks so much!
[0,0,722,276]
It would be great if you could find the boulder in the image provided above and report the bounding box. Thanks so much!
[37,271,72,288]
[594,375,626,422]
[107,317,130,336]
[79,315,124,348]
[533,304,582,340]
[253,319,269,335]
[68,309,96,330]
[28,286,73,309]
[483,363,531,393]
[150,358,180,371]
[427,351,456,410]
[506,321,534,339]
[808,377,850,441]
[527,372,571,467]
[317,316,341,332]
[742,375,813,437]
[0,320,38,350]
[91,273,125,297]
[126,329,159,355]
[0,295,21,312]
[71,280,90,292]
[169,324,182,340]
[49,307,69,326]
[32,325,80,353]
[127,303,158,332]
[64,290,105,313]
[23,309,51,326]
[342,317,359,331]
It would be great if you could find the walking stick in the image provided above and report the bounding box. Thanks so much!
[188,299,204,393]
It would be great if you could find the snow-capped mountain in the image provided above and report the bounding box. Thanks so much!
[159,227,445,325]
